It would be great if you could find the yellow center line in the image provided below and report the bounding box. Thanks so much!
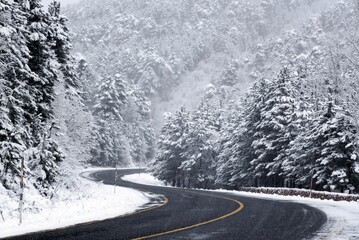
[132,191,245,240]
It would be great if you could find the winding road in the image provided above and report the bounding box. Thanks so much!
[7,169,327,240]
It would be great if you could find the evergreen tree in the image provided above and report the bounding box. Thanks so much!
[0,0,31,190]
[126,88,156,164]
[216,78,269,188]
[215,105,239,188]
[27,121,64,194]
[26,0,56,120]
[293,103,359,192]
[281,69,315,188]
[90,74,127,166]
[93,74,127,121]
[179,104,217,189]
[251,68,297,187]
[216,116,253,188]
[25,0,68,191]
[151,107,190,186]
[48,0,79,92]
[319,109,359,193]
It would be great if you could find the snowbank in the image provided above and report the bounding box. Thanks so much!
[124,173,359,240]
[0,169,153,239]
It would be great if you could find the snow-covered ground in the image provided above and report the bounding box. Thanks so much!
[124,173,359,240]
[0,168,154,239]
[122,172,166,186]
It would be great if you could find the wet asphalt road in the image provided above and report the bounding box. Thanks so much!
[6,169,327,240]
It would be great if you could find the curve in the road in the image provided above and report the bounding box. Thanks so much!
[132,191,244,240]
[90,170,170,221]
[6,169,327,240]
[90,170,246,240]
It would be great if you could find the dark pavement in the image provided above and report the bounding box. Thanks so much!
[5,169,327,240]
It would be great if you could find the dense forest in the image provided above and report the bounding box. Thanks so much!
[149,0,359,193]
[64,0,359,193]
[1,0,359,210]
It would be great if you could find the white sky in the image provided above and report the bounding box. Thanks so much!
[42,0,81,7]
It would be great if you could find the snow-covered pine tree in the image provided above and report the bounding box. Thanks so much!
[281,67,315,188]
[25,0,71,191]
[90,121,113,166]
[90,74,127,166]
[26,0,56,120]
[0,68,27,190]
[27,120,64,194]
[0,0,32,191]
[48,0,79,93]
[93,74,127,121]
[314,103,358,192]
[216,77,269,188]
[215,125,238,188]
[251,68,297,187]
[216,113,252,188]
[286,102,359,192]
[179,102,217,189]
[124,87,155,164]
[151,107,190,187]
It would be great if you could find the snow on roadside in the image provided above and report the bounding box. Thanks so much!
[124,173,359,240]
[0,169,153,239]
[122,172,166,186]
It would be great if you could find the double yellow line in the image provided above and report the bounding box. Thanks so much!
[132,191,245,240]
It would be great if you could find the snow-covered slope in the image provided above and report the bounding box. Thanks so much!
[64,0,339,131]
[0,169,154,239]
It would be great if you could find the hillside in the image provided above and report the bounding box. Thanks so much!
[64,0,337,132]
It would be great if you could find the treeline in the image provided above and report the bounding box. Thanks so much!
[217,68,359,192]
[151,0,359,194]
[152,67,359,193]
[0,0,77,195]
